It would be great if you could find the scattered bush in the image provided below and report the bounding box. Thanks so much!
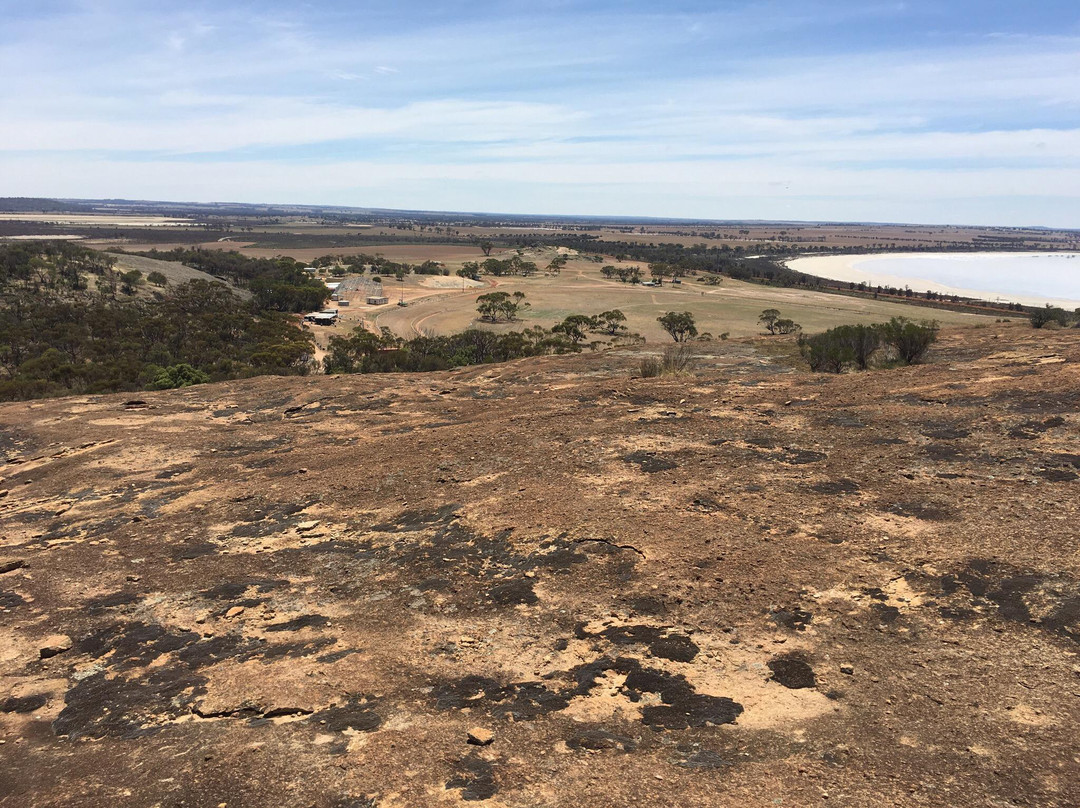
[638,343,696,378]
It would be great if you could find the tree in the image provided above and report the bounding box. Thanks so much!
[758,309,781,334]
[553,314,596,344]
[657,311,697,342]
[601,266,617,279]
[595,309,627,335]
[147,271,168,287]
[480,240,494,256]
[774,318,801,335]
[476,291,528,322]
[649,262,670,286]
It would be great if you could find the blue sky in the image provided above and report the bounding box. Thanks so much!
[2,0,1080,225]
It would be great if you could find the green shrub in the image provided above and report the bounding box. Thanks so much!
[878,317,938,365]
[798,331,853,373]
[1030,305,1070,329]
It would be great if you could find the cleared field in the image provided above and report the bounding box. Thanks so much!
[109,253,250,299]
[372,259,1001,342]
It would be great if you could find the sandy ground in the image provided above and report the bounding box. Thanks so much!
[788,253,1080,309]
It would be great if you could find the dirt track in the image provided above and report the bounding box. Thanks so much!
[1,325,1079,807]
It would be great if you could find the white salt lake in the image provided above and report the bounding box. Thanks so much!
[787,252,1080,309]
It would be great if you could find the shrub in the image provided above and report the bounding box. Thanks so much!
[147,363,211,390]
[833,324,881,370]
[878,317,938,365]
[637,344,696,378]
[639,356,662,377]
[1030,305,1070,329]
[147,271,168,286]
[798,331,853,373]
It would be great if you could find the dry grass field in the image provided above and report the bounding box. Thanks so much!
[362,252,999,343]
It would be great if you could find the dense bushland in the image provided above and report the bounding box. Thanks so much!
[0,243,315,400]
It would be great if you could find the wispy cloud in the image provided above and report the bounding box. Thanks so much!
[1,0,1079,224]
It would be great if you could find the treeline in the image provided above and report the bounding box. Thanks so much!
[0,243,315,401]
[324,326,581,374]
[133,248,328,312]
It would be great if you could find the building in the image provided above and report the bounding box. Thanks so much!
[366,295,389,305]
[304,311,337,326]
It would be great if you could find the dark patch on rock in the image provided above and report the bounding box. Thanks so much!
[691,496,724,512]
[1038,468,1078,482]
[0,590,25,608]
[173,542,220,560]
[264,614,330,632]
[780,448,827,465]
[370,504,460,532]
[627,596,668,616]
[625,451,678,473]
[202,578,287,599]
[921,424,971,440]
[54,666,206,739]
[447,754,497,801]
[77,622,203,669]
[871,603,901,623]
[1009,416,1066,438]
[431,675,569,720]
[487,578,538,605]
[154,464,194,479]
[824,412,866,429]
[571,657,742,729]
[566,727,638,752]
[85,590,141,612]
[924,444,964,462]
[2,694,48,713]
[583,624,699,662]
[309,698,381,733]
[884,501,955,521]
[809,479,860,495]
[0,559,27,574]
[770,607,813,631]
[768,657,816,689]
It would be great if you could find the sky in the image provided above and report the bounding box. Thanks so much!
[2,0,1080,226]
